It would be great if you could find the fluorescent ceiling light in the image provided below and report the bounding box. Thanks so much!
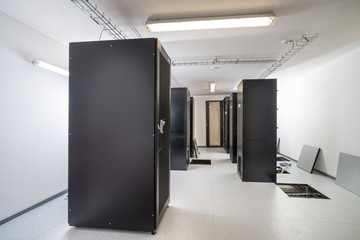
[146,14,275,32]
[32,59,69,77]
[210,82,216,93]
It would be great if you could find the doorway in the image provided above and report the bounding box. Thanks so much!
[206,101,223,147]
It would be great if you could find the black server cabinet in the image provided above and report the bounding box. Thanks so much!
[237,79,277,182]
[222,97,230,153]
[190,97,195,158]
[229,93,238,163]
[68,38,171,234]
[170,88,190,170]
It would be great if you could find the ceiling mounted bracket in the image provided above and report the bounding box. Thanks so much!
[71,0,140,39]
[259,33,318,78]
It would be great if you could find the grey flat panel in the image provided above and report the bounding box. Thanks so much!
[336,152,360,196]
[297,145,320,173]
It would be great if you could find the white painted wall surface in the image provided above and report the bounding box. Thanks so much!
[193,95,228,146]
[0,13,68,221]
[272,42,360,177]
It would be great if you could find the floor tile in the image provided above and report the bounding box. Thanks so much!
[1,147,360,240]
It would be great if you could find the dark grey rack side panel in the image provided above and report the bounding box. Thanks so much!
[237,79,277,182]
[229,93,238,163]
[190,97,195,158]
[170,88,190,170]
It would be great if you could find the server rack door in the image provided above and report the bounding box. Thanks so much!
[155,42,171,228]
[186,90,191,163]
[237,84,244,178]
[229,95,233,159]
[69,39,157,232]
[190,97,195,157]
[170,88,189,170]
[229,93,237,163]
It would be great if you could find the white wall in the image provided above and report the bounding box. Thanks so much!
[193,95,228,146]
[272,41,360,177]
[0,13,68,221]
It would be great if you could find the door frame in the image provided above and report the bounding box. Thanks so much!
[206,100,223,147]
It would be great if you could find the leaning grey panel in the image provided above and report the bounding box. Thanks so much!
[297,145,320,173]
[335,152,360,197]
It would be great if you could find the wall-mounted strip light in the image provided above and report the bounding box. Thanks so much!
[210,82,216,93]
[146,14,275,32]
[32,59,69,77]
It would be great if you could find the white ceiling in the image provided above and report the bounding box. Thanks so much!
[1,0,360,95]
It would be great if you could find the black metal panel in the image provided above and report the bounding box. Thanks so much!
[170,88,190,170]
[223,97,230,153]
[171,88,187,135]
[170,135,188,170]
[190,97,195,157]
[229,93,237,163]
[156,47,171,227]
[242,140,276,182]
[68,38,170,233]
[186,93,190,160]
[237,79,277,182]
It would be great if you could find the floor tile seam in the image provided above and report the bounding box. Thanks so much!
[261,221,277,240]
[0,214,66,240]
[263,214,360,225]
[164,212,215,218]
[211,170,215,240]
[263,220,311,240]
[33,217,71,240]
[306,219,360,226]
[0,238,24,240]
[34,219,102,240]
[212,213,270,222]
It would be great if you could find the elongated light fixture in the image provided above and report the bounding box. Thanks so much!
[146,14,275,32]
[32,59,69,77]
[210,82,216,93]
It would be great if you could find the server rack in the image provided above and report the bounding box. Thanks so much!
[223,97,230,153]
[170,88,190,170]
[229,93,238,163]
[68,38,170,234]
[190,97,195,158]
[237,79,277,182]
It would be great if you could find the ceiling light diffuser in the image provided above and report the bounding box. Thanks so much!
[146,14,275,32]
[210,82,216,93]
[32,59,69,77]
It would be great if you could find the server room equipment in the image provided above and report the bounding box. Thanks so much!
[190,97,195,158]
[68,38,171,234]
[170,88,190,170]
[229,93,238,163]
[237,79,277,182]
[222,97,230,153]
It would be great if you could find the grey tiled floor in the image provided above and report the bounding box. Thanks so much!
[1,147,360,239]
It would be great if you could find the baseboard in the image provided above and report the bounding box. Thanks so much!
[278,153,336,180]
[0,189,68,225]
